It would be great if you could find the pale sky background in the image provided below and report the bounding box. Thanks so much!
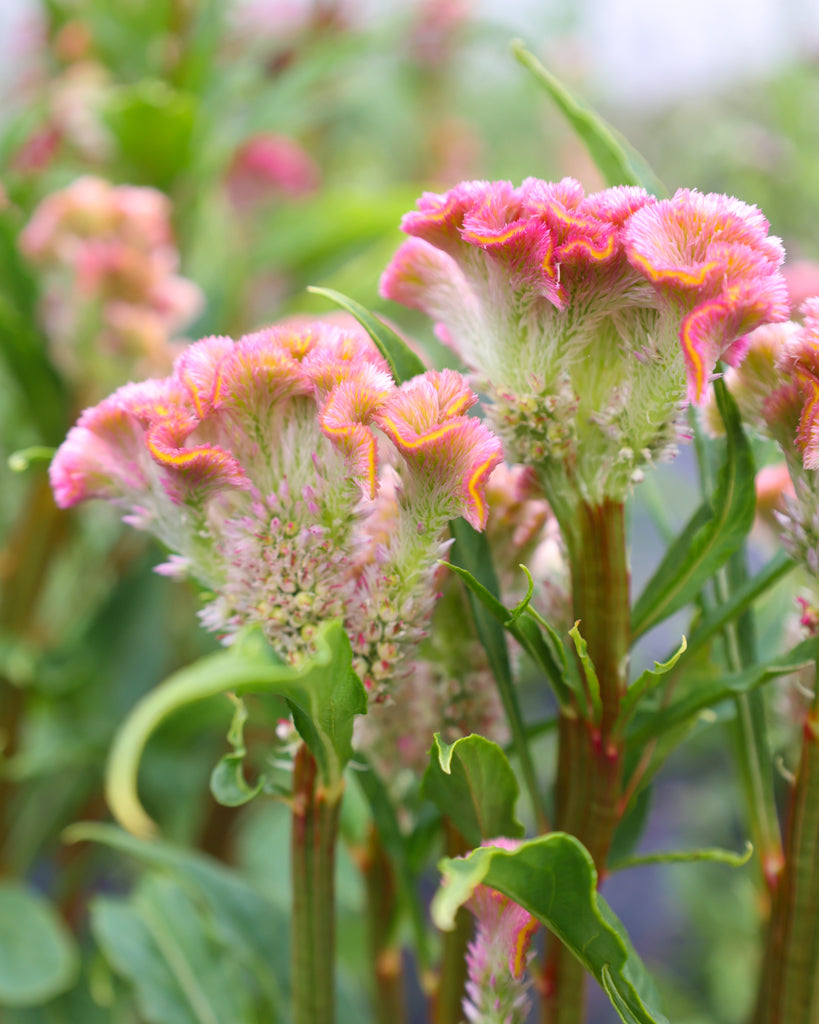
[2,0,819,111]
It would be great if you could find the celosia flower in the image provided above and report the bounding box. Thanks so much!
[462,838,539,1024]
[226,133,320,208]
[21,176,203,392]
[50,321,503,693]
[381,178,787,507]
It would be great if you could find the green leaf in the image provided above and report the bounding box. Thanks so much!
[432,835,669,1024]
[568,623,602,723]
[105,619,366,836]
[0,882,78,1006]
[610,840,753,872]
[306,286,427,383]
[421,734,525,848]
[92,874,263,1024]
[65,822,288,1012]
[208,695,264,807]
[103,81,196,187]
[630,637,818,744]
[631,381,756,639]
[511,41,666,196]
[615,637,688,735]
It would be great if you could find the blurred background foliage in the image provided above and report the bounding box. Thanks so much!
[1,1,818,1022]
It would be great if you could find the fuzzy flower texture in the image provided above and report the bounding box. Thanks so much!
[50,321,503,693]
[381,178,787,505]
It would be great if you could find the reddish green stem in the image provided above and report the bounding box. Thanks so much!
[752,670,819,1024]
[291,743,342,1024]
[431,820,472,1024]
[540,500,630,1024]
[359,824,407,1024]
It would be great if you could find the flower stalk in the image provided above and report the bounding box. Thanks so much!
[291,742,343,1024]
[752,658,819,1024]
[540,498,630,1024]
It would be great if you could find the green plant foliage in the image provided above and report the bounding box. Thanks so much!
[105,620,366,836]
[0,882,79,1007]
[421,733,525,848]
[432,834,670,1024]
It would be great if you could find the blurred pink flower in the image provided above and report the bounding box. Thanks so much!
[226,133,320,208]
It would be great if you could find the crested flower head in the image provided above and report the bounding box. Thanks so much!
[462,837,539,1024]
[50,320,503,692]
[382,178,787,508]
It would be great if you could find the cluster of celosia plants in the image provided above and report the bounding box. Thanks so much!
[21,176,203,390]
[41,159,819,1024]
[49,319,503,694]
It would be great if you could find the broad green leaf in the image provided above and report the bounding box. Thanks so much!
[65,823,288,1011]
[105,619,365,836]
[631,381,756,639]
[511,41,666,196]
[92,875,264,1024]
[630,637,818,744]
[421,734,525,848]
[103,81,196,187]
[610,841,753,872]
[209,696,264,807]
[306,286,427,383]
[432,835,669,1024]
[0,882,78,1006]
[614,638,688,735]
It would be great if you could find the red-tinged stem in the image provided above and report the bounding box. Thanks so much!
[752,667,819,1024]
[358,824,407,1024]
[431,820,472,1024]
[291,743,343,1024]
[540,499,630,1024]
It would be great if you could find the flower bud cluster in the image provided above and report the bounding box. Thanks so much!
[21,176,203,390]
[49,321,503,693]
[381,178,787,507]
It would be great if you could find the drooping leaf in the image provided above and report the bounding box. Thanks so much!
[65,823,288,1011]
[421,734,525,848]
[631,381,757,639]
[568,622,602,723]
[0,882,79,1006]
[306,285,426,383]
[432,834,669,1024]
[105,619,365,836]
[511,41,666,196]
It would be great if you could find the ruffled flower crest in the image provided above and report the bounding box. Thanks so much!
[50,320,503,691]
[382,178,788,506]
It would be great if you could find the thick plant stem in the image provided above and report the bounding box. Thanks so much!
[752,661,819,1024]
[540,500,630,1024]
[432,820,472,1024]
[291,743,342,1024]
[360,824,407,1024]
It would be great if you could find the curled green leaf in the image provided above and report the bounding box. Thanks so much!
[610,840,753,872]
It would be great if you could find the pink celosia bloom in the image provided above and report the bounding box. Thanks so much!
[50,321,503,691]
[382,178,787,506]
[21,176,203,390]
[462,838,539,1024]
[226,133,320,208]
